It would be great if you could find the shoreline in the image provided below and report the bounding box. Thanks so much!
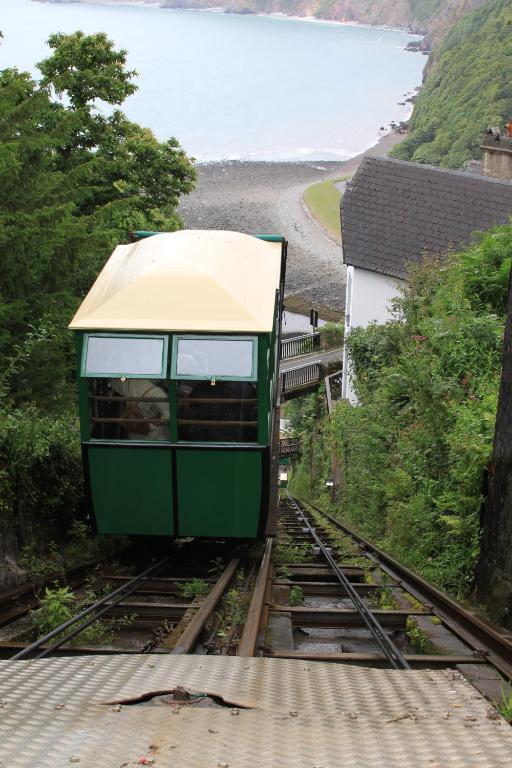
[34,0,425,40]
[192,129,405,173]
[192,121,412,164]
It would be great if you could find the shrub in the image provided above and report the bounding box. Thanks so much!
[320,321,344,350]
[0,403,84,559]
[290,225,512,597]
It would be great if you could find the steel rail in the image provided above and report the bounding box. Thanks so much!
[288,495,410,671]
[11,555,173,660]
[35,559,177,659]
[238,537,273,656]
[305,499,512,679]
[171,553,242,655]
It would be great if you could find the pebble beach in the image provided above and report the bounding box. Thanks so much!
[179,131,404,319]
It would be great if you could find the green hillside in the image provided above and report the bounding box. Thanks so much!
[390,0,512,168]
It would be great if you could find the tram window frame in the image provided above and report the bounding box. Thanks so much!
[171,335,257,382]
[87,377,171,442]
[175,378,258,444]
[81,333,168,379]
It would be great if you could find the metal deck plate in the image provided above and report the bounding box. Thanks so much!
[1,656,511,767]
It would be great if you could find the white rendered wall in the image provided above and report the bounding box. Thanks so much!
[342,266,405,403]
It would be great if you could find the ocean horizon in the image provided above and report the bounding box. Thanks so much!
[1,0,425,161]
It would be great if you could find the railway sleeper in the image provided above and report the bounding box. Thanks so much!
[273,580,381,597]
[104,601,189,620]
[271,606,428,630]
[279,565,365,581]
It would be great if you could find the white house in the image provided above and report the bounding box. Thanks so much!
[340,156,512,402]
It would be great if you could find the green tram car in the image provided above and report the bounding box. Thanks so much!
[69,230,287,539]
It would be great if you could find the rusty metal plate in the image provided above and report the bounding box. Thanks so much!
[0,655,511,767]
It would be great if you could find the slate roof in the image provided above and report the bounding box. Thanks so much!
[341,156,512,279]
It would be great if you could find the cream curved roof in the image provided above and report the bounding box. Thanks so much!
[69,230,283,333]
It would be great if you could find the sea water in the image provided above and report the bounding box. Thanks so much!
[1,0,425,161]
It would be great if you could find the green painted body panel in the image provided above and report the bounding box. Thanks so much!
[176,450,261,537]
[88,447,174,535]
[75,334,90,443]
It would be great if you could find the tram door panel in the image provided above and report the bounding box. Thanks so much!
[176,449,262,538]
[87,446,174,535]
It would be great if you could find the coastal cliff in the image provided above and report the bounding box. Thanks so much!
[390,0,512,168]
[160,0,486,47]
[61,0,487,49]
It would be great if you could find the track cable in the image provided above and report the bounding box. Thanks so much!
[288,493,410,671]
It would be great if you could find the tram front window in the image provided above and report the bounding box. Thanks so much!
[88,378,170,441]
[176,337,254,378]
[177,380,258,442]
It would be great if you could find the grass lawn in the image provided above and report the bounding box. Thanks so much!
[303,177,348,240]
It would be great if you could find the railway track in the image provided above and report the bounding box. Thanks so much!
[239,494,512,703]
[3,495,512,707]
[0,539,259,659]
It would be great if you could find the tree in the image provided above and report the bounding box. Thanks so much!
[0,67,84,360]
[474,267,512,626]
[35,31,195,263]
[0,32,195,405]
[38,31,137,109]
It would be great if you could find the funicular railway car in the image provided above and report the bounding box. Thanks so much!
[69,230,286,539]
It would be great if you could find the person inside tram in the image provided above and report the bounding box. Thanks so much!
[111,378,170,441]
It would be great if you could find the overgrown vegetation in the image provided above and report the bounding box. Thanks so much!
[379,586,399,611]
[0,31,194,582]
[289,225,512,597]
[274,538,314,565]
[19,521,124,580]
[181,578,210,598]
[31,583,132,646]
[320,321,344,350]
[391,0,512,168]
[306,507,365,566]
[406,617,439,654]
[213,571,251,649]
[289,585,304,606]
[495,678,512,722]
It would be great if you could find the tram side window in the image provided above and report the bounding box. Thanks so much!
[175,337,255,379]
[177,380,258,443]
[83,334,170,441]
[173,336,258,443]
[88,379,170,441]
[84,335,166,377]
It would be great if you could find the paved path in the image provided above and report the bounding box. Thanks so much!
[280,347,343,373]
